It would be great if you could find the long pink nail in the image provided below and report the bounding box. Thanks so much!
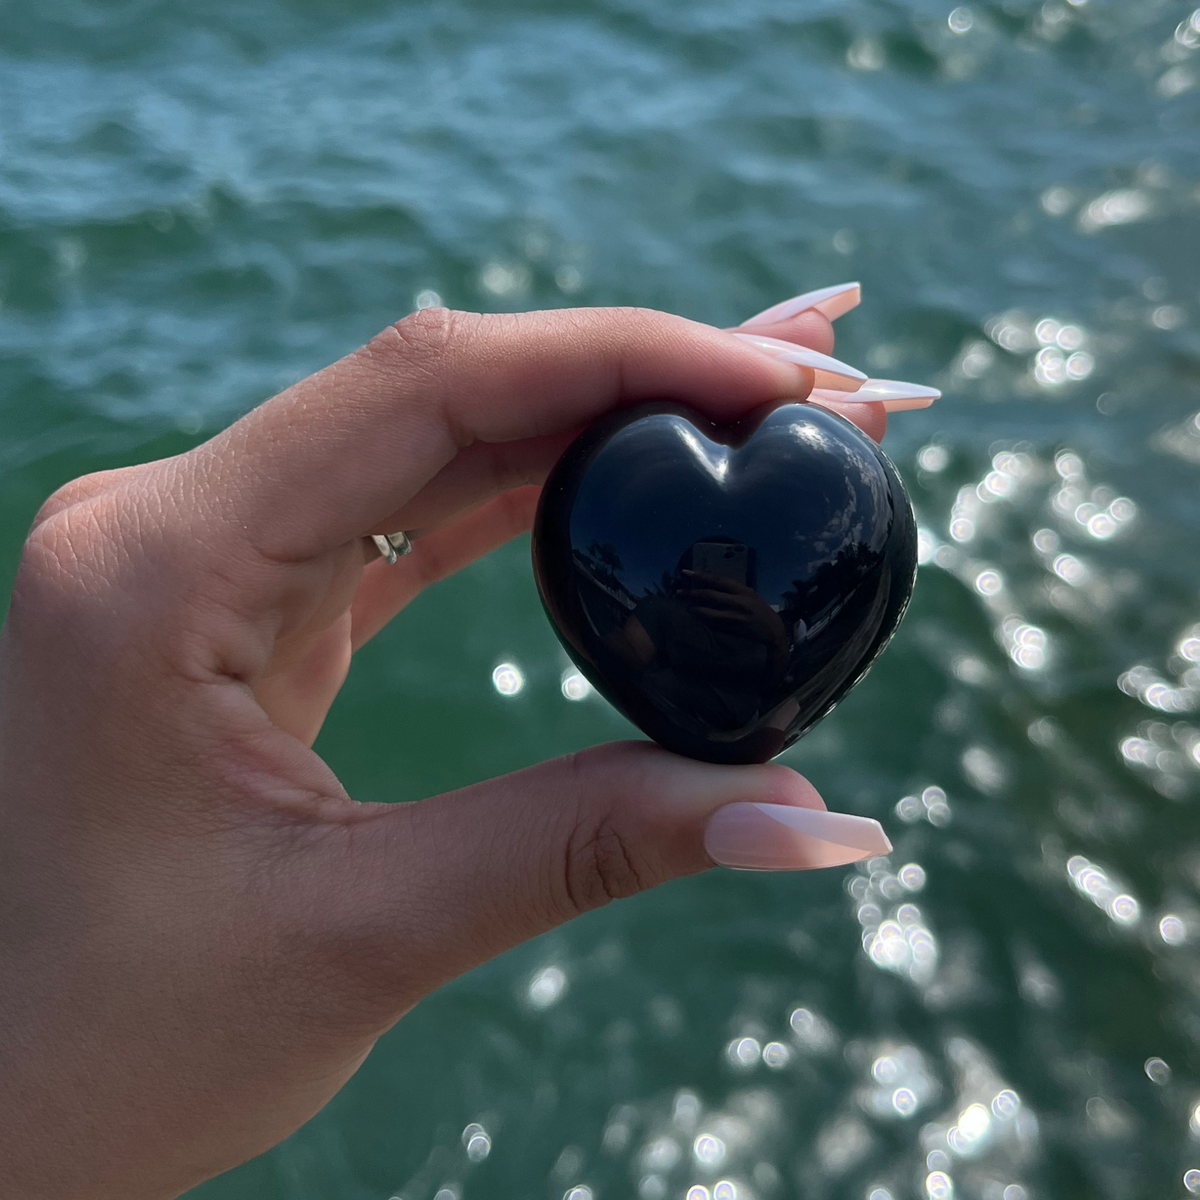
[740,282,862,328]
[704,802,892,871]
[810,379,941,411]
[733,333,866,391]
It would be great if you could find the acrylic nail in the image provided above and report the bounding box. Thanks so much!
[810,379,941,411]
[704,802,892,871]
[740,282,862,328]
[733,333,867,391]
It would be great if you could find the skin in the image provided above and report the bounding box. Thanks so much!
[0,304,884,1199]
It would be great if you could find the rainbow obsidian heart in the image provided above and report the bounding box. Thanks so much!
[531,402,917,764]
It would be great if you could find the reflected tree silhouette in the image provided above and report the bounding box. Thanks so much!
[781,539,878,631]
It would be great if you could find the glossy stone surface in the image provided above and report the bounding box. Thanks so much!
[532,402,918,764]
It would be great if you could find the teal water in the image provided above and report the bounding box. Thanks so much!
[3,0,1200,1196]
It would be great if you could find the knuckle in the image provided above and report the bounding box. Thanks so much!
[11,464,245,684]
[30,470,120,530]
[359,309,486,445]
[565,815,646,912]
[361,307,496,447]
[15,468,166,624]
[22,500,102,586]
[562,753,648,912]
[16,498,117,614]
[366,306,470,377]
[391,304,457,353]
[12,514,113,639]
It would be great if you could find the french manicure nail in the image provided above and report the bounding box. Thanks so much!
[810,379,941,411]
[733,333,867,391]
[740,282,862,328]
[705,802,892,871]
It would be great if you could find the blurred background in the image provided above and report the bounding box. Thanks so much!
[3,0,1200,1196]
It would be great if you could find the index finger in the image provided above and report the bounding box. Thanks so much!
[198,307,855,562]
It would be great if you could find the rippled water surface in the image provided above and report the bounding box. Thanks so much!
[4,0,1200,1196]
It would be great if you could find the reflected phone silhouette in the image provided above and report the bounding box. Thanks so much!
[691,540,750,586]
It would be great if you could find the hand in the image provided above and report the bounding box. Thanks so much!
[0,303,892,1198]
[680,569,791,673]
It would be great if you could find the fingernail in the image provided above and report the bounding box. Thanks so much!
[705,802,892,871]
[740,282,862,328]
[733,333,867,391]
[810,379,941,411]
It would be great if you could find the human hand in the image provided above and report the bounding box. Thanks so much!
[0,301,897,1198]
[680,569,791,671]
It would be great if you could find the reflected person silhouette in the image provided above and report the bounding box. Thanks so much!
[607,537,789,734]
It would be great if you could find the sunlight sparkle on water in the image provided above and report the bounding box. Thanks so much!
[640,1138,681,1174]
[492,662,524,695]
[974,569,1003,596]
[561,669,592,700]
[896,786,952,826]
[1000,618,1048,671]
[789,1006,838,1053]
[1049,453,1136,543]
[1067,855,1141,926]
[1159,914,1188,945]
[859,1043,938,1120]
[853,860,940,986]
[726,1037,761,1068]
[948,6,973,33]
[1079,188,1151,232]
[762,1041,791,1069]
[462,1123,491,1162]
[926,1171,953,1199]
[919,444,950,472]
[528,966,567,1008]
[1145,1057,1172,1085]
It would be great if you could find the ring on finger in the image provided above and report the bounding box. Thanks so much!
[370,532,414,564]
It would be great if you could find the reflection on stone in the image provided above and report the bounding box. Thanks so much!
[533,403,917,763]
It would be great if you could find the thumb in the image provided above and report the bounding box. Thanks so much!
[334,741,892,1002]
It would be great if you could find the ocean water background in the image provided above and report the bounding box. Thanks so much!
[3,0,1200,1196]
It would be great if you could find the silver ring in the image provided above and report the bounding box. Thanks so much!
[371,532,414,564]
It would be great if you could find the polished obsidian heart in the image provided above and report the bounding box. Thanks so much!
[531,401,918,764]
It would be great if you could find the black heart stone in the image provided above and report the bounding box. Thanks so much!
[532,401,917,764]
